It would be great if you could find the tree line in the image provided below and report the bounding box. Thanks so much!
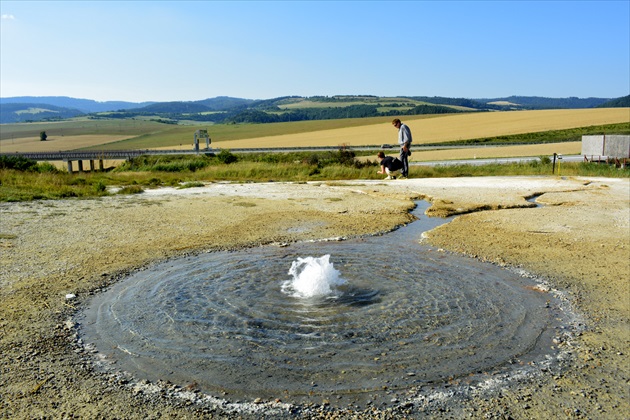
[98,103,463,124]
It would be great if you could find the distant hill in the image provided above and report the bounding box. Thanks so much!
[194,96,256,111]
[1,94,625,125]
[0,96,154,113]
[407,96,489,109]
[597,95,630,108]
[134,101,212,113]
[476,96,612,109]
[0,103,85,124]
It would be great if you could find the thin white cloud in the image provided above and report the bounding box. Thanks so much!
[2,14,16,20]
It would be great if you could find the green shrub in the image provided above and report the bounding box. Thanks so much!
[337,148,357,166]
[57,187,78,198]
[70,177,87,185]
[94,181,107,193]
[37,162,59,173]
[146,177,163,186]
[0,156,38,171]
[304,154,320,166]
[354,159,376,169]
[254,153,283,164]
[217,149,238,164]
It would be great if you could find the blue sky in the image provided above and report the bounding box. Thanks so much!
[1,1,628,102]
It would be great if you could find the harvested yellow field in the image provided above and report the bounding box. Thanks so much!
[215,108,629,148]
[417,108,629,143]
[0,135,131,153]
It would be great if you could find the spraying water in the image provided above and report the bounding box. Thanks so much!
[282,254,346,298]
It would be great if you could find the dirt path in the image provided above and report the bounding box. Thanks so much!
[0,176,628,419]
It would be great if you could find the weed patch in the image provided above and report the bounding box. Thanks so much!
[117,185,144,195]
[178,182,205,189]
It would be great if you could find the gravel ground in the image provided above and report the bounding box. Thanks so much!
[0,176,628,419]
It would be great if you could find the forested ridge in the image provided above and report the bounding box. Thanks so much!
[1,94,624,124]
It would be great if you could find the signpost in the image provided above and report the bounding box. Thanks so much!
[194,129,211,152]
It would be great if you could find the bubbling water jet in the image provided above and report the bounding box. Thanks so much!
[282,254,346,298]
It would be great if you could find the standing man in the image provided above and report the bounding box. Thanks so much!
[392,118,412,178]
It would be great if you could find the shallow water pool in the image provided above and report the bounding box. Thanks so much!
[79,202,563,407]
